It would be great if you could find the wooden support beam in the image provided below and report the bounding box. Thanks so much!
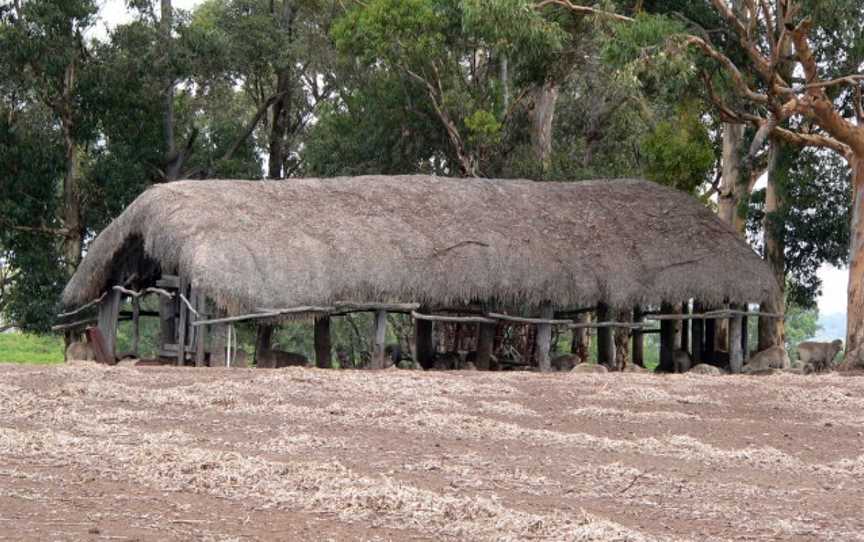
[415,308,434,370]
[729,314,744,374]
[658,302,676,372]
[680,301,690,353]
[692,301,705,363]
[131,296,140,358]
[476,322,496,371]
[176,276,188,366]
[314,316,332,369]
[741,310,750,363]
[632,306,644,367]
[570,313,590,364]
[333,302,420,312]
[370,310,387,369]
[535,303,554,372]
[596,303,614,367]
[195,295,208,367]
[487,312,573,325]
[255,325,274,362]
[210,308,227,367]
[411,311,497,324]
[97,288,122,362]
[159,290,176,358]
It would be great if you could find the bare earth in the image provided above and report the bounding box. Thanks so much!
[1,363,863,541]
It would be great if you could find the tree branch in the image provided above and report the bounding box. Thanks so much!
[534,0,634,23]
[182,92,286,179]
[684,36,768,104]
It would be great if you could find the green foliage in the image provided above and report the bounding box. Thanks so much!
[0,333,64,364]
[747,148,851,308]
[302,76,449,176]
[641,104,714,193]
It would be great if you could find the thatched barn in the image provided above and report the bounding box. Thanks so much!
[60,175,779,372]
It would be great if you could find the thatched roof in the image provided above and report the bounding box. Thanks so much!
[63,176,778,314]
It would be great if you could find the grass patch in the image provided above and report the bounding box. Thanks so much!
[0,333,64,364]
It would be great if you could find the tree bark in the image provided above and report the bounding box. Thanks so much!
[529,81,559,174]
[160,0,179,181]
[715,122,746,351]
[845,157,864,367]
[718,123,746,234]
[267,0,297,179]
[758,138,788,351]
[60,60,83,274]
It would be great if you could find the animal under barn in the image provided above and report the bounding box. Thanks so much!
[59,175,781,372]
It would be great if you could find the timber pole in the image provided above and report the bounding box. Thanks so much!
[729,313,744,374]
[414,306,434,370]
[371,310,387,369]
[535,302,554,372]
[314,316,332,369]
[691,301,704,363]
[658,302,676,372]
[476,322,496,371]
[632,306,644,367]
[596,303,614,367]
[131,296,140,358]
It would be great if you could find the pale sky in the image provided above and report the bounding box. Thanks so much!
[93,0,850,318]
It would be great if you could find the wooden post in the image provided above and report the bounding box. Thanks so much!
[315,316,332,368]
[370,310,387,369]
[255,324,274,366]
[415,309,434,370]
[476,322,496,370]
[704,311,717,363]
[596,303,614,367]
[211,323,227,367]
[158,294,175,357]
[97,288,123,362]
[535,302,554,372]
[632,306,644,367]
[729,314,744,374]
[741,309,750,362]
[176,276,188,366]
[680,301,690,353]
[691,301,704,363]
[131,296,140,358]
[658,302,676,372]
[570,312,590,363]
[195,296,207,367]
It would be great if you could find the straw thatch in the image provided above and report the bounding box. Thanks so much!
[62,175,778,314]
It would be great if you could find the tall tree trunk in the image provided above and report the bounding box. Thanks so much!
[267,0,296,179]
[718,123,746,233]
[758,138,788,351]
[61,60,82,274]
[529,81,559,174]
[160,0,178,181]
[715,122,746,351]
[845,156,864,367]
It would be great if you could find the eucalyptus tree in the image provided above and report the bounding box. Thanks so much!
[328,0,566,177]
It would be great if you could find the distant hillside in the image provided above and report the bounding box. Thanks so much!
[816,312,846,341]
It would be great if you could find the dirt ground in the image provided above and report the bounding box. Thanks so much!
[1,363,863,541]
